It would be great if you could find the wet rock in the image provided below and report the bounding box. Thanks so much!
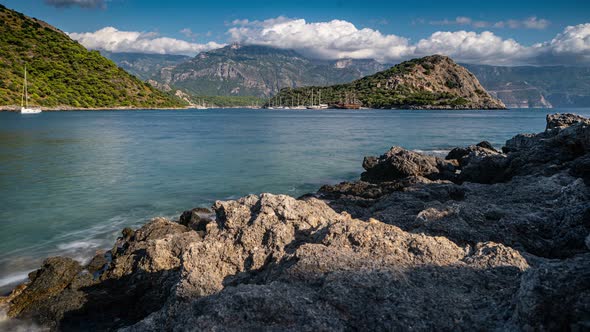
[178,207,214,232]
[86,251,108,275]
[5,257,81,317]
[476,140,497,151]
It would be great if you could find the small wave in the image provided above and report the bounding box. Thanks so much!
[57,239,102,251]
[412,149,450,157]
[0,271,31,288]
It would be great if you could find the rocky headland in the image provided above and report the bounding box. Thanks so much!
[270,55,507,110]
[1,113,589,331]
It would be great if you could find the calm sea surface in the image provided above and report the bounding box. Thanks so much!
[1,108,590,291]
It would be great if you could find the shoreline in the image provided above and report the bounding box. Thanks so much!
[1,113,589,330]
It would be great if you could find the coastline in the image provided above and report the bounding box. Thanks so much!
[0,104,510,112]
[1,113,589,330]
[0,105,194,112]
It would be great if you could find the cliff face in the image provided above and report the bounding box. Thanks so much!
[272,55,506,109]
[2,114,590,331]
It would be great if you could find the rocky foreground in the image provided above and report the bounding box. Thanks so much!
[1,113,589,331]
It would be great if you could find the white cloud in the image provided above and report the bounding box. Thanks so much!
[68,19,590,66]
[68,27,225,55]
[44,0,105,9]
[522,17,551,30]
[431,17,490,28]
[430,16,550,30]
[228,17,413,62]
[414,31,532,65]
[227,17,590,65]
[532,23,590,64]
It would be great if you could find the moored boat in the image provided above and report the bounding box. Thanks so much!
[20,65,41,114]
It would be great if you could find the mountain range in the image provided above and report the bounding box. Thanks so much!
[103,44,390,98]
[0,5,185,109]
[463,64,590,108]
[102,45,590,108]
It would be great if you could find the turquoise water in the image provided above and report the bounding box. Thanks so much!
[1,108,590,291]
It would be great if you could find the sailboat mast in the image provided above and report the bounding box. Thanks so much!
[21,66,25,108]
[24,64,28,108]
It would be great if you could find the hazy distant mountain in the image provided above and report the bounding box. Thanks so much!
[463,64,590,108]
[272,55,505,109]
[149,43,390,97]
[101,51,191,81]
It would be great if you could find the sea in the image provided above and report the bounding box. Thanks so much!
[1,107,589,293]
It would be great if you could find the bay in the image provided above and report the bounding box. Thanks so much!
[1,108,589,291]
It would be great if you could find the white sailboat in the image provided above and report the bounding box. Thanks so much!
[20,65,41,114]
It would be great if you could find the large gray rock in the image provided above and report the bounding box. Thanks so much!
[361,146,456,183]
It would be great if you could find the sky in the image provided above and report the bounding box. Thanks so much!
[3,0,590,65]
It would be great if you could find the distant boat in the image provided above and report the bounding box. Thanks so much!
[333,91,361,109]
[20,65,41,114]
[306,89,329,109]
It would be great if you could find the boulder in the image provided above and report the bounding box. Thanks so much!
[361,146,456,183]
[4,257,81,317]
[546,113,590,131]
[178,207,214,232]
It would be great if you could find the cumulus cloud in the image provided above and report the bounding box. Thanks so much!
[430,16,550,30]
[44,0,106,9]
[414,31,533,65]
[228,17,413,62]
[68,27,225,55]
[532,23,590,64]
[227,17,590,65]
[68,18,590,65]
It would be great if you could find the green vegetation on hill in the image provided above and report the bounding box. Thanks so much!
[0,4,186,109]
[191,95,265,107]
[269,55,505,109]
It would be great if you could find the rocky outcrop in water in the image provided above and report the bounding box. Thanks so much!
[1,113,589,331]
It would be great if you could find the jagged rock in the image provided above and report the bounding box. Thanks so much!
[86,251,108,275]
[546,113,590,131]
[513,254,590,331]
[318,176,440,200]
[361,147,456,183]
[446,141,499,163]
[570,153,590,185]
[3,257,81,318]
[178,207,214,231]
[459,153,509,183]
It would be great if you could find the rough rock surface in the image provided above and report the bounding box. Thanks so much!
[1,113,589,331]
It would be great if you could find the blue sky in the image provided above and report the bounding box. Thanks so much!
[3,0,590,65]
